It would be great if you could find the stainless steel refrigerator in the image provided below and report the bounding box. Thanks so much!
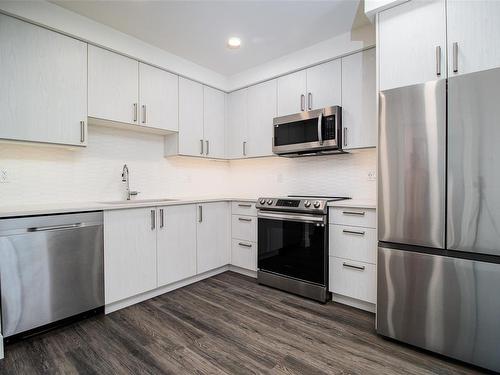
[378,67,500,372]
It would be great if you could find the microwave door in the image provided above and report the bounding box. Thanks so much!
[273,116,322,154]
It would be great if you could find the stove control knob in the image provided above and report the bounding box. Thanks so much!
[260,198,266,205]
[267,199,274,205]
[304,201,311,208]
[313,201,321,208]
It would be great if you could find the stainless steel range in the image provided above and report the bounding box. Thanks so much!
[256,195,350,302]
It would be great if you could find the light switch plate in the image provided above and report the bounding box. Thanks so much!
[367,171,376,181]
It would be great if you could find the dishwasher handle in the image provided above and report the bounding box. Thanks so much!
[28,223,83,232]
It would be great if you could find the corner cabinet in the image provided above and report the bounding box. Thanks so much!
[0,14,87,146]
[341,48,376,150]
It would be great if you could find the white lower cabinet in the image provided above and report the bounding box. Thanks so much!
[230,201,258,271]
[231,239,257,271]
[329,257,376,304]
[196,202,230,274]
[104,208,158,304]
[157,204,197,286]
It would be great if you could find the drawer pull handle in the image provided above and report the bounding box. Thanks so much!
[238,203,252,208]
[342,211,365,216]
[238,217,252,222]
[238,242,252,248]
[343,229,365,236]
[343,262,365,271]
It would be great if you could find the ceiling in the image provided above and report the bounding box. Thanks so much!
[51,1,369,76]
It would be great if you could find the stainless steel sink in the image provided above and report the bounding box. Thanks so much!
[100,199,178,205]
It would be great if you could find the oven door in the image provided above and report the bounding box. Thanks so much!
[272,106,341,155]
[257,211,327,286]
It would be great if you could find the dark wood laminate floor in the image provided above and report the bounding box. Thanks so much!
[0,271,490,375]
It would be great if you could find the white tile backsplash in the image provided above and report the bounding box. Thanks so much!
[0,126,376,205]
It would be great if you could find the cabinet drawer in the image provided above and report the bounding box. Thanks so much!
[329,207,376,228]
[329,225,376,264]
[231,239,257,271]
[232,215,257,242]
[329,257,376,304]
[231,201,257,216]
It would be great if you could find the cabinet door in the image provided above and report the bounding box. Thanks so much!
[88,45,139,124]
[277,70,307,116]
[306,59,341,110]
[203,86,226,158]
[0,15,87,146]
[178,77,204,156]
[247,80,277,157]
[226,89,248,158]
[379,0,446,90]
[197,202,230,274]
[341,49,376,150]
[139,63,178,132]
[447,0,500,77]
[104,208,157,304]
[157,205,197,286]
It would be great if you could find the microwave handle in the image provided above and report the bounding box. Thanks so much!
[317,112,323,145]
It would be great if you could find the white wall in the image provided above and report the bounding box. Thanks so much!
[0,126,376,205]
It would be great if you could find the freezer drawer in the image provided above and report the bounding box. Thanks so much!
[378,80,446,248]
[448,66,500,256]
[377,246,500,372]
[0,212,104,337]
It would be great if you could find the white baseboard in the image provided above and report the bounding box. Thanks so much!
[228,265,257,278]
[332,293,376,313]
[105,265,229,314]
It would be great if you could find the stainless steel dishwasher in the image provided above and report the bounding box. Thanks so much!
[0,211,104,338]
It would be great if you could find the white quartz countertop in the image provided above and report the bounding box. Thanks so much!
[327,199,376,209]
[0,197,258,218]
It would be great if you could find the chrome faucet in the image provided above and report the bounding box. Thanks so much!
[121,164,139,200]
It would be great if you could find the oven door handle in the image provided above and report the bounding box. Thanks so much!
[257,211,326,224]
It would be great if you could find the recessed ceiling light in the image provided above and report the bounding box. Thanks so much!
[227,37,241,49]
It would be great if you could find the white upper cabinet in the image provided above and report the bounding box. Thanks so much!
[306,59,341,110]
[157,204,197,286]
[277,70,307,116]
[88,45,139,125]
[247,80,277,157]
[447,0,500,77]
[197,202,230,274]
[0,15,87,146]
[378,0,446,91]
[203,86,226,159]
[139,63,178,132]
[177,77,205,156]
[341,48,376,150]
[226,89,248,158]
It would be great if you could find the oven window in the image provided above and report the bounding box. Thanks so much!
[274,118,319,146]
[258,218,326,285]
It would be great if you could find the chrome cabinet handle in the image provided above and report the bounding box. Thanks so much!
[159,208,164,228]
[206,140,209,155]
[198,205,203,223]
[200,139,204,155]
[308,92,312,110]
[243,141,247,156]
[343,262,365,271]
[238,242,252,248]
[453,42,458,73]
[436,46,441,76]
[343,229,365,236]
[300,94,305,111]
[317,112,323,145]
[133,103,138,122]
[342,211,365,216]
[142,104,147,124]
[238,203,252,208]
[343,127,347,147]
[80,121,85,143]
[151,209,156,230]
[238,217,252,222]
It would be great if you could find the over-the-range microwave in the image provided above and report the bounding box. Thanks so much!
[272,106,343,157]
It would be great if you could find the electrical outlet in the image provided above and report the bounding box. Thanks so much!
[367,171,376,181]
[0,169,8,183]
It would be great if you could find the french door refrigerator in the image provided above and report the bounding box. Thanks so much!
[378,67,500,372]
